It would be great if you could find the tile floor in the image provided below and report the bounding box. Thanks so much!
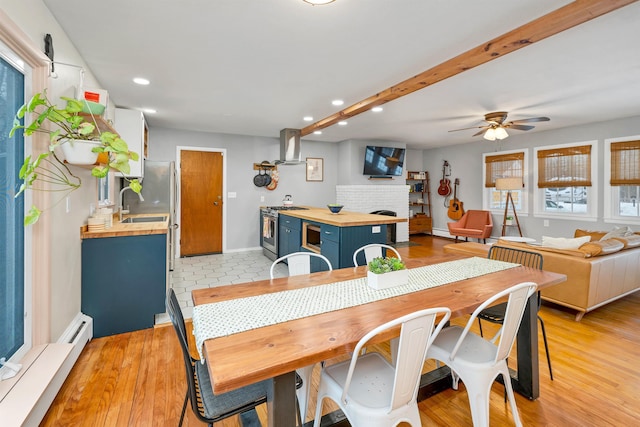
[156,249,287,323]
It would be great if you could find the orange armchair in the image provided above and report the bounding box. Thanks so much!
[447,210,493,243]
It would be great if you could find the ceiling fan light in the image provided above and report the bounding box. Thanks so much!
[483,128,497,141]
[495,127,509,140]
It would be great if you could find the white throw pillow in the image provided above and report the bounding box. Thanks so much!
[600,226,634,240]
[542,235,591,250]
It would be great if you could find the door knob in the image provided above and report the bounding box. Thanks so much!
[214,201,219,206]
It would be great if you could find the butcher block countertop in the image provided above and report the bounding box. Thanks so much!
[80,213,169,239]
[279,206,407,227]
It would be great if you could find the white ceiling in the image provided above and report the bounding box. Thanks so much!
[42,0,640,149]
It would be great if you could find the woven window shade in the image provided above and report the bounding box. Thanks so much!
[610,140,640,186]
[537,145,591,188]
[484,152,524,188]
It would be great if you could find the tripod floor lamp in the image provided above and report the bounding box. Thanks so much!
[496,177,523,237]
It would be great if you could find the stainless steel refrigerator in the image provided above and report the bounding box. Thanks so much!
[122,161,177,270]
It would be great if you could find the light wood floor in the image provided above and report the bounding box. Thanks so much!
[42,235,640,426]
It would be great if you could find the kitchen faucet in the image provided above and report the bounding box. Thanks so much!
[119,186,144,221]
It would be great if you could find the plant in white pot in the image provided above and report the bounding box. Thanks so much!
[9,90,141,225]
[366,256,408,290]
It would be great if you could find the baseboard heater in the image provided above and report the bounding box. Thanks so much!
[0,314,92,426]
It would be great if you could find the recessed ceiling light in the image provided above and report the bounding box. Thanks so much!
[338,121,348,126]
[372,107,383,112]
[332,99,344,106]
[142,108,156,114]
[313,130,323,135]
[303,116,313,121]
[303,0,336,5]
[133,77,150,85]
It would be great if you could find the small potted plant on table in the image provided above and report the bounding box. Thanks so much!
[366,256,408,290]
[9,90,141,225]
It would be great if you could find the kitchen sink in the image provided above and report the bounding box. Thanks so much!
[121,216,167,223]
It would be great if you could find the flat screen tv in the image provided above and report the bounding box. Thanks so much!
[363,145,406,177]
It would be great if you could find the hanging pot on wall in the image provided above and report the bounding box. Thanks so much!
[266,169,279,190]
[260,161,272,187]
[263,169,272,187]
[254,169,267,187]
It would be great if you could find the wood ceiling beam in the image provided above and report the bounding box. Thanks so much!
[300,0,639,137]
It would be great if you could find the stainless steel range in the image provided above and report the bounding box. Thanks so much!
[260,206,309,260]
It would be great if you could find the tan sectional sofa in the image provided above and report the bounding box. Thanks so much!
[444,234,640,321]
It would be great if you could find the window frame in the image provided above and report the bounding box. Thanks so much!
[604,135,640,224]
[0,10,51,372]
[533,140,598,221]
[482,148,529,216]
[0,38,33,369]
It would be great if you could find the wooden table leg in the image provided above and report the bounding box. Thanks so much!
[511,292,540,399]
[267,371,298,427]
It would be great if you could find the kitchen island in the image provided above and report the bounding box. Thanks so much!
[277,206,406,269]
[80,214,169,337]
[280,206,406,227]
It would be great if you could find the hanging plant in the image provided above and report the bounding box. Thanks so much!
[9,90,141,225]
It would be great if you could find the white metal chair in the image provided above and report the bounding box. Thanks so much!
[352,243,402,267]
[269,252,332,279]
[426,282,537,427]
[313,307,451,427]
[352,243,404,359]
[477,246,553,380]
[269,251,333,423]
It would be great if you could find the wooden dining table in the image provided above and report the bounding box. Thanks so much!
[191,253,566,426]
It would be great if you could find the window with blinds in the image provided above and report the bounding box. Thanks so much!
[482,150,527,212]
[609,140,640,218]
[484,152,524,188]
[610,140,640,186]
[537,145,592,188]
[534,142,595,217]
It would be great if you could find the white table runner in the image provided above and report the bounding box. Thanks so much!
[192,257,519,360]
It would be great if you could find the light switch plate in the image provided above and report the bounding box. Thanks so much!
[372,226,381,233]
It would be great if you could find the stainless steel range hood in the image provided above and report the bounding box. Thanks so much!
[275,128,306,165]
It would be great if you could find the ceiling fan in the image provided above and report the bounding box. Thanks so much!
[449,111,550,141]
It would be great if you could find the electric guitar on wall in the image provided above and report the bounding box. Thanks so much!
[438,160,452,196]
[448,178,464,220]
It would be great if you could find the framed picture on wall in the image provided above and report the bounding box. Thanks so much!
[306,157,323,182]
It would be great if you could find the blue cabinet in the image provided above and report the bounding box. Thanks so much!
[278,214,301,258]
[277,215,389,271]
[321,223,387,268]
[82,234,166,337]
[320,224,340,269]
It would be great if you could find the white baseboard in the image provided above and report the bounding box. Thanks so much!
[58,312,93,346]
[0,313,92,427]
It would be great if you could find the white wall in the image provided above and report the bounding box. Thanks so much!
[149,128,340,250]
[149,129,417,250]
[337,139,407,185]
